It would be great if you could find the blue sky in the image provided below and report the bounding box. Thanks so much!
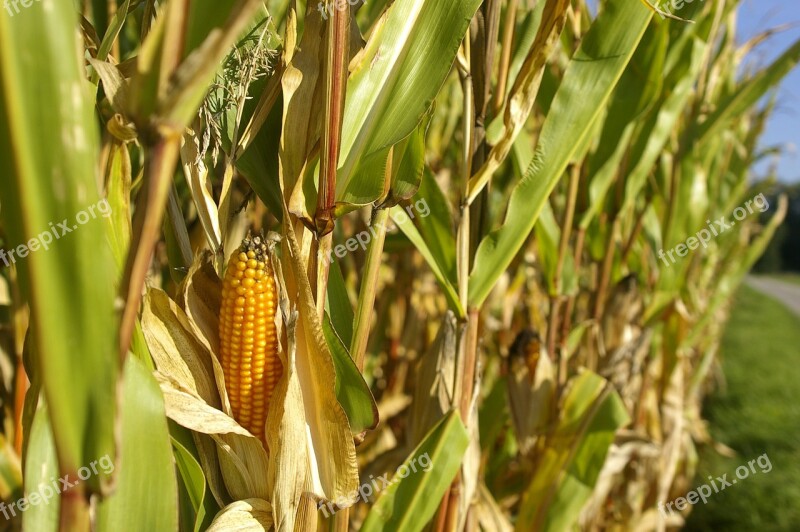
[737,0,800,183]
[585,0,800,183]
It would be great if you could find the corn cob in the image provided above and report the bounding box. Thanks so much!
[219,234,280,444]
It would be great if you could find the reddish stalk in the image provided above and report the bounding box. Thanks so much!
[315,0,349,320]
[10,267,28,456]
[318,3,350,529]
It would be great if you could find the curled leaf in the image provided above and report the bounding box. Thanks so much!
[155,372,250,437]
[143,288,222,409]
[208,498,273,532]
[280,210,359,504]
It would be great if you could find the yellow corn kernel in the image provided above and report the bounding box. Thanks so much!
[219,234,280,445]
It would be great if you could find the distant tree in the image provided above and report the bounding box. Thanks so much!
[755,182,800,272]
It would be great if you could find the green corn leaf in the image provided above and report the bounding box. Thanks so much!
[387,111,432,204]
[516,371,629,532]
[335,0,483,209]
[95,356,180,531]
[322,314,379,433]
[392,200,464,317]
[580,21,668,228]
[360,410,469,532]
[325,259,355,348]
[0,0,118,493]
[620,34,707,217]
[695,36,800,144]
[98,2,129,58]
[171,424,218,532]
[21,403,58,532]
[469,0,653,307]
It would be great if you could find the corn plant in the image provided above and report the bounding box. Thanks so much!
[0,0,797,530]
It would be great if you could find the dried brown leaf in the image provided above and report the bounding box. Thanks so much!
[280,215,359,504]
[143,288,221,409]
[207,498,273,531]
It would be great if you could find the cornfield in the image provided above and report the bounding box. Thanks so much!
[0,0,797,530]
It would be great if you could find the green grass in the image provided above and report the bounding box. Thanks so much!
[685,285,800,531]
